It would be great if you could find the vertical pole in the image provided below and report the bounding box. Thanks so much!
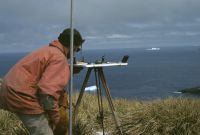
[69,0,74,134]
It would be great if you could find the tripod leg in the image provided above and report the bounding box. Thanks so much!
[95,68,105,135]
[94,68,102,114]
[98,68,123,135]
[73,68,92,124]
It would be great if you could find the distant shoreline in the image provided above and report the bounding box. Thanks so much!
[179,86,200,95]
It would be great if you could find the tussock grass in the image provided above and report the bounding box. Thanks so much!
[0,110,28,135]
[1,93,200,135]
[73,94,200,135]
[118,98,200,135]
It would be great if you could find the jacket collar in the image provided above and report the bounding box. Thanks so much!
[49,40,67,56]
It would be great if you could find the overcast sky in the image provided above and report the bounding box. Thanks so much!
[0,0,200,52]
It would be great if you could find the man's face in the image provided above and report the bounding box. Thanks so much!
[74,45,81,52]
[67,45,81,59]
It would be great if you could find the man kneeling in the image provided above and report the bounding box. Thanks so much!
[0,28,84,135]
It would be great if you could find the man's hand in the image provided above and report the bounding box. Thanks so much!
[73,66,83,74]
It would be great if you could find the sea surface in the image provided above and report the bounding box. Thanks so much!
[1,46,200,100]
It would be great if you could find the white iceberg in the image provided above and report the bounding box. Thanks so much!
[173,91,182,94]
[85,85,97,91]
[146,47,160,51]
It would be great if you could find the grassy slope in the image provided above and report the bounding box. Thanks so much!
[1,94,200,135]
[73,94,200,135]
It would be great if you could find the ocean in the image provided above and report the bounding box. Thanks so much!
[1,46,200,100]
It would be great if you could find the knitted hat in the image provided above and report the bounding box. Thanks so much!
[58,28,84,47]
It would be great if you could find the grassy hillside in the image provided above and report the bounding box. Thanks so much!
[73,94,200,135]
[1,94,200,135]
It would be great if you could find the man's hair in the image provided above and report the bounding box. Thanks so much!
[58,28,84,48]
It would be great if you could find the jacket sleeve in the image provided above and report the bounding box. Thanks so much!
[37,54,70,127]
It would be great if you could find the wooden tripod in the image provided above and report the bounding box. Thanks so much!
[73,67,123,135]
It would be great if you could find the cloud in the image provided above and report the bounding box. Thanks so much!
[85,36,101,40]
[167,31,200,36]
[0,0,200,52]
[0,33,5,41]
[127,23,162,29]
[106,34,131,39]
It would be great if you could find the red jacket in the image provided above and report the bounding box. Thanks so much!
[0,40,70,125]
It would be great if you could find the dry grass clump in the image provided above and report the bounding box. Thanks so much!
[1,93,200,135]
[118,97,200,135]
[0,109,28,135]
[72,93,145,134]
[73,94,200,135]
